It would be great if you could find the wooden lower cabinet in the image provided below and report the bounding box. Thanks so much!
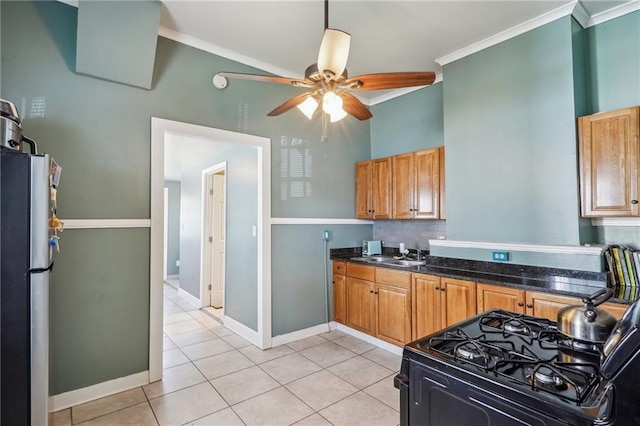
[412,274,476,340]
[441,278,477,328]
[333,274,346,324]
[477,283,526,314]
[346,277,376,335]
[526,291,628,321]
[376,284,412,346]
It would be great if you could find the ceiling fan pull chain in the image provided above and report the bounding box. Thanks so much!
[321,112,328,143]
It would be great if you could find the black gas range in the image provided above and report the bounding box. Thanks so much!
[395,299,640,425]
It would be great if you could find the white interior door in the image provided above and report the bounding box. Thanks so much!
[163,187,168,280]
[210,172,226,308]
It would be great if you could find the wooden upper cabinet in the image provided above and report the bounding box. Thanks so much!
[477,283,526,314]
[392,148,443,219]
[355,160,373,219]
[392,153,414,219]
[441,278,476,328]
[372,158,392,219]
[579,106,639,217]
[355,158,392,219]
[414,148,441,219]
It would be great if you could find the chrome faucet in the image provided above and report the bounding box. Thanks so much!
[415,248,423,261]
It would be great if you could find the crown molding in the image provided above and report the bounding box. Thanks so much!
[436,1,578,66]
[586,0,640,27]
[572,1,591,28]
[158,26,303,81]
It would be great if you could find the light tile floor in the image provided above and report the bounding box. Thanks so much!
[52,284,402,426]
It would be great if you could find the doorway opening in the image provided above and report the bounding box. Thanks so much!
[150,118,272,383]
[202,164,226,321]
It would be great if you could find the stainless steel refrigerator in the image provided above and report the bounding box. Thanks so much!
[1,99,55,425]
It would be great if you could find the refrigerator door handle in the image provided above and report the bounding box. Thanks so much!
[30,260,54,274]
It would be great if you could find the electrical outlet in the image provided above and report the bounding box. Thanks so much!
[176,260,180,267]
[492,251,510,262]
[323,230,330,241]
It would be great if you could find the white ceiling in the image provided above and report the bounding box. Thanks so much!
[159,0,637,103]
[164,132,231,180]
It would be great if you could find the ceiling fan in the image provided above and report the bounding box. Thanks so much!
[215,0,436,123]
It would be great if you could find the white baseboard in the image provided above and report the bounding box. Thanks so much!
[271,323,330,347]
[178,288,201,308]
[223,315,263,349]
[49,370,149,412]
[333,323,403,356]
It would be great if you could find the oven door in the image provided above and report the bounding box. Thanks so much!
[408,362,571,426]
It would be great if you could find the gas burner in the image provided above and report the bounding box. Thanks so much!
[527,366,568,390]
[456,343,485,361]
[504,320,529,335]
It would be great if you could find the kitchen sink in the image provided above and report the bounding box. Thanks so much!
[350,256,425,268]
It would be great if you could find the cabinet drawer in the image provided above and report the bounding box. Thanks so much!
[333,261,346,275]
[347,263,375,281]
[376,268,411,289]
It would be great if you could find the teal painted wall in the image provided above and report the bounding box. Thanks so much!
[272,224,373,336]
[1,1,369,393]
[179,146,259,331]
[370,83,444,159]
[49,229,149,394]
[164,181,180,276]
[442,17,583,246]
[586,10,640,113]
[75,1,161,89]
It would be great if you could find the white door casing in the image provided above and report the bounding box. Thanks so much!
[150,118,272,383]
[211,172,226,308]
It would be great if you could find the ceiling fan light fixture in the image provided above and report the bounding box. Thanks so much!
[317,29,351,77]
[329,108,348,123]
[297,97,319,119]
[322,91,343,115]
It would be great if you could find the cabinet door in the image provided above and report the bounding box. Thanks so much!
[346,277,375,335]
[601,301,628,320]
[414,148,440,219]
[392,153,414,219]
[412,274,442,339]
[441,278,476,328]
[525,292,581,321]
[333,274,346,324]
[376,284,411,346]
[579,106,639,217]
[477,283,525,314]
[355,161,372,219]
[372,158,392,219]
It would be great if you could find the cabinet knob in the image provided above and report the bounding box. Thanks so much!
[374,291,378,295]
[440,288,446,292]
[370,290,374,294]
[517,302,524,307]
[632,200,638,205]
[526,304,533,308]
[332,281,335,284]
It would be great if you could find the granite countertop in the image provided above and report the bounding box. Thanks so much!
[330,247,631,305]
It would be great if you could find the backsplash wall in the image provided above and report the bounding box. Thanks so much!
[373,220,446,251]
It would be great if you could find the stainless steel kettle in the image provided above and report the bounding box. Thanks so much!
[557,288,617,343]
[1,99,37,153]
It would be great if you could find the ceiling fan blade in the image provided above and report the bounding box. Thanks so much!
[317,29,351,78]
[342,72,436,91]
[217,72,314,88]
[338,92,372,121]
[267,92,312,117]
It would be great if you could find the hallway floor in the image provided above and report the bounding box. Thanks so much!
[52,284,401,425]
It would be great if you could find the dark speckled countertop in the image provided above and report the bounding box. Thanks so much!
[330,247,632,305]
